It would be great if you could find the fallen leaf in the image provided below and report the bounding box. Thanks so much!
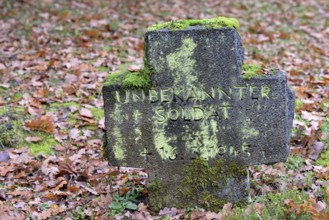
[0,164,12,176]
[0,96,4,106]
[43,193,58,200]
[24,116,55,133]
[274,162,286,172]
[32,204,65,220]
[315,201,326,212]
[0,205,24,220]
[301,111,323,121]
[76,181,98,195]
[34,65,47,71]
[57,159,76,176]
[190,210,206,219]
[69,105,79,113]
[41,156,59,176]
[254,203,263,219]
[25,136,42,143]
[138,203,148,212]
[117,175,129,186]
[52,145,66,152]
[50,177,68,191]
[308,142,324,160]
[95,193,112,208]
[222,203,233,216]
[205,212,223,219]
[80,108,93,118]
[131,211,153,220]
[127,64,142,72]
[68,185,80,193]
[69,128,80,140]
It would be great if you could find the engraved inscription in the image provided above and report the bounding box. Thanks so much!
[114,85,272,104]
[154,105,233,122]
[140,147,151,160]
[190,143,252,160]
[114,85,273,123]
[159,146,177,160]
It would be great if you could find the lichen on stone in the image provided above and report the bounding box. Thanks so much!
[166,37,198,88]
[111,103,126,160]
[147,17,240,31]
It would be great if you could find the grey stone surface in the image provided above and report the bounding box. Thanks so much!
[103,26,294,210]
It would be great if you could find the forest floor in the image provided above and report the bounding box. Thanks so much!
[0,0,328,219]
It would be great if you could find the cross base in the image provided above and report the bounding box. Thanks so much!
[147,158,250,212]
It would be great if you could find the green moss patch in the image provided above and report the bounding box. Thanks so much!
[147,17,239,31]
[49,101,81,109]
[28,133,58,155]
[232,188,313,219]
[177,157,247,212]
[89,107,104,121]
[0,107,26,148]
[104,68,151,89]
[148,178,162,211]
[0,107,58,155]
[317,149,329,166]
[294,99,303,111]
[242,64,275,80]
[0,89,23,104]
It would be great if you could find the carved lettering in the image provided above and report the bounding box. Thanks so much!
[155,106,166,123]
[132,90,145,102]
[218,87,232,100]
[149,89,159,103]
[261,85,270,99]
[242,143,251,157]
[115,90,130,104]
[201,87,216,101]
[168,108,180,121]
[220,105,232,119]
[250,86,259,99]
[189,143,252,160]
[208,107,221,120]
[186,87,201,102]
[160,147,177,160]
[160,88,172,102]
[182,107,193,121]
[209,145,217,158]
[116,85,273,123]
[229,146,239,157]
[193,107,204,121]
[234,86,247,100]
[218,145,227,155]
[173,88,185,102]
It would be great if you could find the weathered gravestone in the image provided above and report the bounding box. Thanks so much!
[103,17,295,211]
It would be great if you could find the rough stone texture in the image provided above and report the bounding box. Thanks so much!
[103,26,294,210]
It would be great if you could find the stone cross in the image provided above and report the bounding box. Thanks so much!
[103,18,294,211]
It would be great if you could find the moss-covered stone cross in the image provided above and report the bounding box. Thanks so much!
[102,17,295,211]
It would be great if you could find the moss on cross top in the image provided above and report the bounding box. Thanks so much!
[242,64,275,80]
[147,17,239,31]
[104,68,152,89]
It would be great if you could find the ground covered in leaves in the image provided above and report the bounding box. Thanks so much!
[0,0,328,219]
